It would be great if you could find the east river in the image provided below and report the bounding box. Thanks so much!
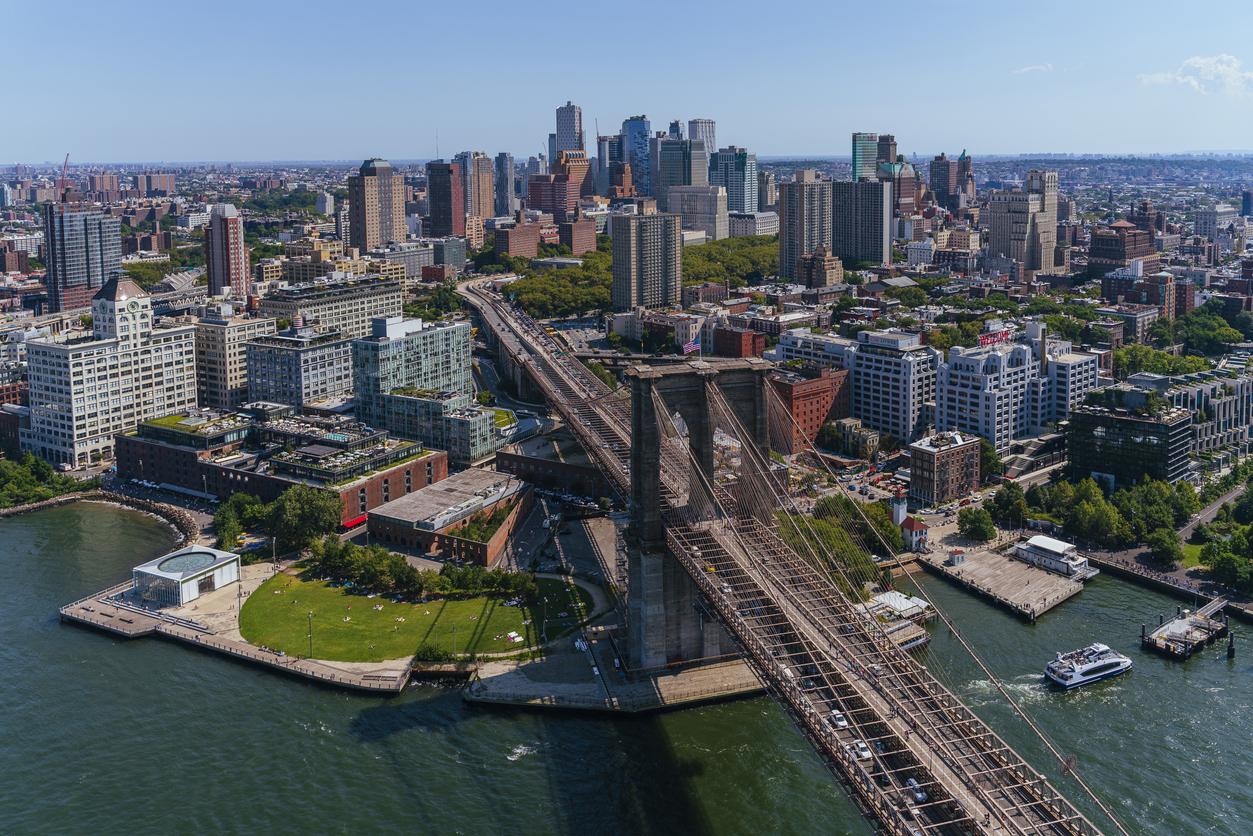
[1,503,1248,834]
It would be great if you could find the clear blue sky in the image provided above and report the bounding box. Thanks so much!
[13,0,1253,163]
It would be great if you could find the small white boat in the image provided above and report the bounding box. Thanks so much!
[1045,643,1132,689]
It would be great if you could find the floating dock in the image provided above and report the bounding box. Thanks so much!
[917,548,1085,621]
[1142,599,1230,659]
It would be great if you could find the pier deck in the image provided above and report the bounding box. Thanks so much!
[918,548,1084,620]
[1142,600,1229,658]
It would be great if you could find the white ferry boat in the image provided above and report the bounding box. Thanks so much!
[1044,643,1132,689]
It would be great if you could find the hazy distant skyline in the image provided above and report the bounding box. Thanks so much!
[13,0,1253,163]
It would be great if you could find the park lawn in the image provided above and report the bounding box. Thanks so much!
[239,573,593,663]
[1180,542,1204,569]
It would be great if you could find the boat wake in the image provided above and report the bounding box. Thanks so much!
[506,743,538,762]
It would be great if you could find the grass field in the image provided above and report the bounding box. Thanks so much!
[239,573,594,662]
[1181,542,1204,569]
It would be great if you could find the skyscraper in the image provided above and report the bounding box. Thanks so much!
[596,134,622,194]
[611,213,683,310]
[621,116,652,196]
[348,158,406,251]
[832,180,893,266]
[710,146,759,214]
[555,101,585,153]
[493,152,517,216]
[851,133,879,181]
[205,204,249,297]
[669,185,728,241]
[650,136,709,212]
[778,170,833,281]
[932,153,957,213]
[758,170,777,210]
[985,169,1058,276]
[43,206,122,312]
[876,135,897,166]
[454,151,494,221]
[688,119,717,158]
[553,150,593,199]
[426,161,465,237]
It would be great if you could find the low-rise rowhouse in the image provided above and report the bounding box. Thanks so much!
[115,404,447,527]
[367,468,532,567]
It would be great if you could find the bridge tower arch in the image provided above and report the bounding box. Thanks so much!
[623,358,772,670]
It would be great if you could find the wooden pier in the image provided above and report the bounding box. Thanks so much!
[1141,599,1230,659]
[917,548,1085,621]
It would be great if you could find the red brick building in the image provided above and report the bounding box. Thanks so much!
[114,409,448,528]
[558,218,597,255]
[496,223,540,259]
[713,325,765,358]
[768,366,850,453]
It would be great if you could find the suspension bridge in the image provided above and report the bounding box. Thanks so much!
[461,279,1127,836]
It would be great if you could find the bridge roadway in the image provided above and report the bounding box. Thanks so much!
[459,280,1104,835]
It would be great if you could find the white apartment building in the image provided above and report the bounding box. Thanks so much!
[769,328,855,367]
[22,278,197,466]
[844,330,940,442]
[936,342,1039,452]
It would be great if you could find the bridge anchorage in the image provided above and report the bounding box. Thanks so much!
[460,283,1129,836]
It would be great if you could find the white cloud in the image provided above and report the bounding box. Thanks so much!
[1012,63,1054,75]
[1139,54,1253,95]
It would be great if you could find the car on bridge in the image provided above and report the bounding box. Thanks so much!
[826,711,849,730]
[904,777,928,804]
[846,740,872,761]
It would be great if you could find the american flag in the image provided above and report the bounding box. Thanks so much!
[682,335,701,354]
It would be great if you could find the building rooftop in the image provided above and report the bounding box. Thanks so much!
[134,545,238,581]
[368,467,524,531]
[911,431,979,454]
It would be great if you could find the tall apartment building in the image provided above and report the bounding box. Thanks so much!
[596,134,622,194]
[348,158,406,251]
[844,330,940,442]
[929,153,958,210]
[555,101,585,153]
[493,152,517,216]
[611,213,683,311]
[757,170,777,210]
[426,161,465,237]
[984,169,1058,277]
[352,316,497,465]
[876,134,897,166]
[851,132,879,181]
[195,306,277,409]
[135,173,176,196]
[909,431,981,506]
[710,146,758,213]
[778,170,833,281]
[668,185,728,241]
[935,342,1040,452]
[315,191,335,215]
[454,151,494,221]
[205,204,249,297]
[43,206,121,312]
[526,173,578,222]
[257,274,403,338]
[1090,221,1159,277]
[246,327,353,407]
[687,119,716,157]
[621,116,652,196]
[831,179,892,265]
[650,137,709,212]
[22,278,197,466]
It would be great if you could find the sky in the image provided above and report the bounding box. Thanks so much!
[12,0,1253,163]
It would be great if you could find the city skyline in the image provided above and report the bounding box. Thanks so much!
[13,1,1253,162]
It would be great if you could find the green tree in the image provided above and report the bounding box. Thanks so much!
[957,507,997,541]
[268,485,342,551]
[1145,527,1183,569]
[979,439,1003,480]
[990,482,1027,528]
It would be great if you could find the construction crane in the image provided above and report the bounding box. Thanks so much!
[58,152,70,212]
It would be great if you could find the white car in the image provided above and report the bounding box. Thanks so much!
[847,740,872,761]
[827,711,849,730]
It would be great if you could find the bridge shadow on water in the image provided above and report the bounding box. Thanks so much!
[347,691,714,835]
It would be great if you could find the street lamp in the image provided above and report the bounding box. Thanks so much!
[307,610,315,658]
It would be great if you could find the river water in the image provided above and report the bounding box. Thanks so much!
[1,503,1248,834]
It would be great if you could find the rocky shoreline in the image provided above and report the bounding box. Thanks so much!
[0,490,200,546]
